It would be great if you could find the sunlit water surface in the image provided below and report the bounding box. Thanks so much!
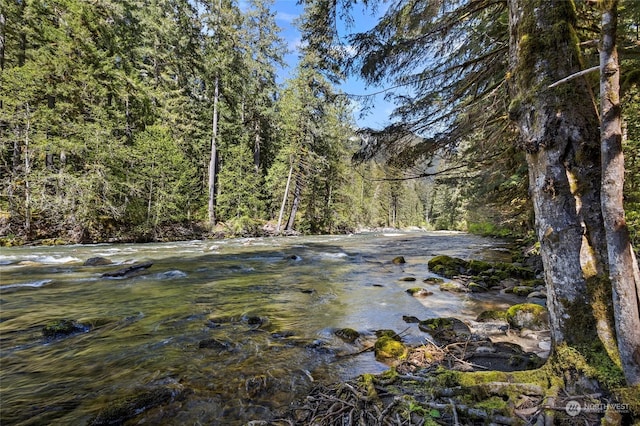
[1,231,518,425]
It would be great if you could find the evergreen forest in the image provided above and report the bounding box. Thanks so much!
[1,0,639,250]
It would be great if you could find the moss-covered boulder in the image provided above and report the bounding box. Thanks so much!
[423,277,444,285]
[392,256,406,264]
[374,336,407,360]
[476,310,507,322]
[42,319,91,340]
[439,282,469,293]
[511,286,535,296]
[506,303,549,330]
[468,282,488,292]
[428,255,468,278]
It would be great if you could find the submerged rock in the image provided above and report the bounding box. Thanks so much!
[90,386,182,425]
[335,328,360,343]
[83,257,112,266]
[198,338,233,351]
[42,319,91,340]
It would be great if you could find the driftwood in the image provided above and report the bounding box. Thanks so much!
[101,262,153,278]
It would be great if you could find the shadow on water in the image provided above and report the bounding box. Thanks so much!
[0,231,518,425]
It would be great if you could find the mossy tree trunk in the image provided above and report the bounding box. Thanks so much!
[507,0,612,349]
[599,0,640,385]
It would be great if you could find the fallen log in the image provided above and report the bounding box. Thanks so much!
[102,261,153,278]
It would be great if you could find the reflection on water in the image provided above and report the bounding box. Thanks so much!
[0,231,517,424]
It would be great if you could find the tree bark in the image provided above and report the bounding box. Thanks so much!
[285,173,303,232]
[276,163,293,233]
[599,0,640,385]
[508,0,606,347]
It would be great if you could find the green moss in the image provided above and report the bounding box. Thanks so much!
[42,319,91,339]
[505,303,548,329]
[475,310,507,322]
[474,396,509,413]
[467,260,492,274]
[553,343,625,389]
[428,255,468,278]
[374,336,407,360]
[419,318,453,330]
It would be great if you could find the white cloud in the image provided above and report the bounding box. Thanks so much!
[276,11,298,23]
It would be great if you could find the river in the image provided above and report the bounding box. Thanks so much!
[0,231,520,425]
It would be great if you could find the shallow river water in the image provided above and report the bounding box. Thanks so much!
[0,231,520,425]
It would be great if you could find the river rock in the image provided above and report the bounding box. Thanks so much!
[406,288,433,297]
[439,282,469,293]
[90,386,181,425]
[511,286,535,296]
[42,319,91,340]
[84,257,113,266]
[374,335,407,361]
[468,281,488,292]
[399,276,417,282]
[335,328,360,343]
[198,338,233,350]
[527,290,547,299]
[392,256,406,264]
[506,303,549,331]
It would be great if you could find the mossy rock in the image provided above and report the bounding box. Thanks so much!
[467,260,493,274]
[476,310,507,322]
[42,319,91,340]
[198,338,233,350]
[428,255,468,278]
[84,257,113,266]
[399,276,417,282]
[392,256,406,264]
[506,303,548,330]
[335,328,360,343]
[511,286,535,296]
[406,287,433,297]
[375,329,402,340]
[90,387,178,425]
[494,262,535,279]
[439,282,469,293]
[423,277,444,284]
[468,282,488,292]
[374,336,407,360]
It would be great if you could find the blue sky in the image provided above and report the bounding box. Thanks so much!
[269,0,396,130]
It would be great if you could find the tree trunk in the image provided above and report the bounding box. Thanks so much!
[276,163,294,233]
[599,0,640,385]
[285,173,303,232]
[508,0,606,347]
[208,75,219,228]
